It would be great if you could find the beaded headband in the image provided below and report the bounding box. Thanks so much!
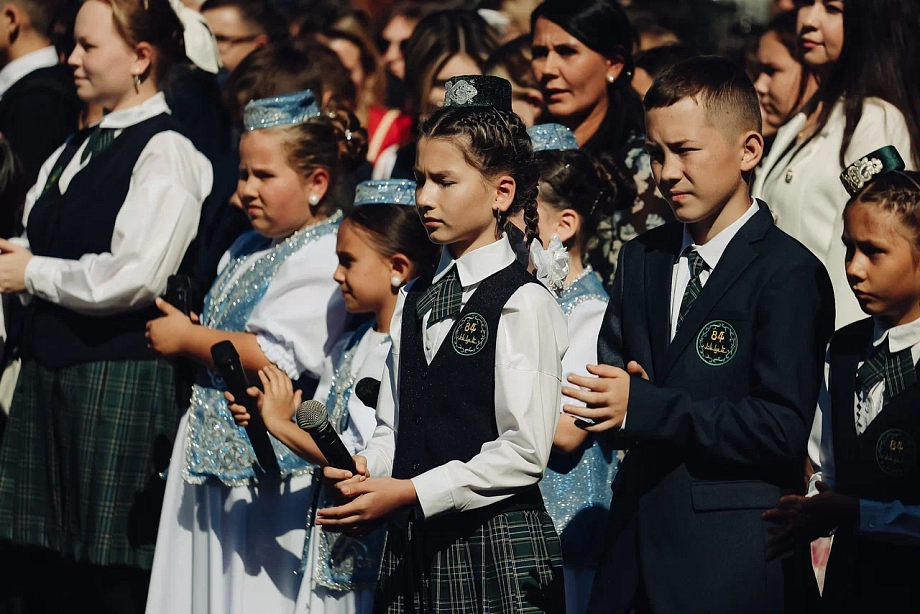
[840,146,907,196]
[243,90,322,131]
[443,75,512,112]
[528,123,579,152]
[354,180,416,207]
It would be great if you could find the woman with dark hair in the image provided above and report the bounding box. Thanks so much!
[530,0,672,288]
[378,9,497,180]
[750,11,817,141]
[754,0,920,329]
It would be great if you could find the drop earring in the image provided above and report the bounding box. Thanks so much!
[309,194,320,206]
[133,73,141,93]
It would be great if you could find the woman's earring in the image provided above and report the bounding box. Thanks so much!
[309,194,320,206]
[133,73,142,92]
[606,74,615,83]
[391,276,402,288]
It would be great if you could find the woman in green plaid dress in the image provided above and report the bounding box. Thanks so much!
[0,1,211,610]
[316,76,567,613]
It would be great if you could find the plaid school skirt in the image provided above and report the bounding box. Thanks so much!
[375,508,565,613]
[0,358,179,569]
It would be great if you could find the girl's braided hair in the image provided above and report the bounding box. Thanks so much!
[419,106,539,246]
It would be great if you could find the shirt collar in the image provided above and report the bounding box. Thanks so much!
[0,46,60,99]
[872,316,920,354]
[97,92,171,130]
[432,237,516,288]
[680,200,760,270]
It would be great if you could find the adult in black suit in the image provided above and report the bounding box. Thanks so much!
[564,57,835,613]
[0,1,79,193]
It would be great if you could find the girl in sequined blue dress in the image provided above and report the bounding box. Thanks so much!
[144,91,366,614]
[527,124,636,614]
[228,180,439,614]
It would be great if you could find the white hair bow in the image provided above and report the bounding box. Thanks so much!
[169,0,222,74]
[530,235,570,297]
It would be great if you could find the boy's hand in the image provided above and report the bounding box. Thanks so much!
[256,365,302,428]
[562,363,632,432]
[322,455,369,486]
[762,481,859,559]
[315,477,417,533]
[146,298,196,356]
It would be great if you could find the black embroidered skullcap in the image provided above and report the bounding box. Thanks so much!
[840,146,906,196]
[443,75,512,112]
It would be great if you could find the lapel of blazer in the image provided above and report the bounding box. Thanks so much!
[664,202,774,376]
[644,224,681,383]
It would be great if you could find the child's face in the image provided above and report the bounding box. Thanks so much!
[414,137,511,257]
[843,201,920,327]
[333,219,396,315]
[237,130,321,239]
[645,97,754,227]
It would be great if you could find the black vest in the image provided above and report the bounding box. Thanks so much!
[18,114,187,368]
[822,318,920,612]
[393,262,545,521]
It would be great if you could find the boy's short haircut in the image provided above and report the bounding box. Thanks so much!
[2,0,66,37]
[644,55,762,137]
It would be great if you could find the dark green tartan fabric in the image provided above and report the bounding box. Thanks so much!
[0,358,179,569]
[375,509,565,613]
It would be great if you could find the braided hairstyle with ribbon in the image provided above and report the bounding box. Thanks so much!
[419,105,540,247]
[535,149,636,254]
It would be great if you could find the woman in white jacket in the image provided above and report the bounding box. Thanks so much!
[753,0,920,329]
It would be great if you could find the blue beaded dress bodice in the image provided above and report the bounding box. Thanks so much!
[183,212,341,486]
[541,267,619,567]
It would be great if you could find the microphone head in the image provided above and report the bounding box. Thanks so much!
[354,377,381,409]
[210,340,239,367]
[296,400,329,430]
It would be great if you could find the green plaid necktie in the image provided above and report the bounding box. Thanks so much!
[416,267,462,324]
[80,127,116,165]
[857,338,917,412]
[677,249,709,330]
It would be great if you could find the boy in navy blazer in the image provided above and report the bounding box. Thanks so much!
[564,57,835,613]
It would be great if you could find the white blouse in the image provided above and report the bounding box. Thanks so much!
[20,93,213,316]
[215,229,347,381]
[362,239,569,519]
[753,98,914,329]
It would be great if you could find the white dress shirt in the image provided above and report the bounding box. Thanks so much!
[560,290,606,413]
[809,316,920,544]
[0,46,59,100]
[214,229,347,381]
[20,93,213,316]
[361,238,569,519]
[753,98,915,330]
[669,201,760,340]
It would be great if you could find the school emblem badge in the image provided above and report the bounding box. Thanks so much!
[696,320,738,366]
[876,429,917,477]
[452,313,488,356]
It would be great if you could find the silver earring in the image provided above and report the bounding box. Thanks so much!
[133,74,141,92]
[391,276,401,288]
[309,194,320,206]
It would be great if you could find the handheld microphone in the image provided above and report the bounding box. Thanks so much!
[166,275,193,316]
[295,400,358,474]
[354,377,381,409]
[210,341,280,475]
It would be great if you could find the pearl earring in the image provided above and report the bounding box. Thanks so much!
[309,194,320,206]
[391,276,402,288]
[606,74,615,83]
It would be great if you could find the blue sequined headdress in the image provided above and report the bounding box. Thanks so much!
[528,123,579,152]
[243,90,322,131]
[443,75,512,111]
[354,180,416,207]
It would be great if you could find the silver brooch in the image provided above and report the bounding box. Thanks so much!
[843,156,884,194]
[445,79,478,107]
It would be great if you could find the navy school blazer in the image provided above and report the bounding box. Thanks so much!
[588,202,835,614]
